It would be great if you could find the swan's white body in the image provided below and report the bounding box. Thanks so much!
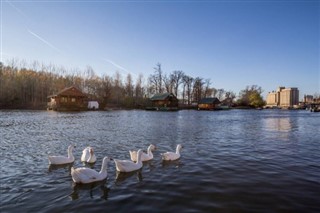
[129,144,156,162]
[81,147,97,163]
[48,145,75,165]
[161,144,182,161]
[71,157,112,184]
[114,150,143,172]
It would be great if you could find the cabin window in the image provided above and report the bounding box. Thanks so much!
[71,98,76,102]
[61,97,68,102]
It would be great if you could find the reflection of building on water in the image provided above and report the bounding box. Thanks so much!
[264,118,292,132]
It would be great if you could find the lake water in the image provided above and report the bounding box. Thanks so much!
[0,109,319,212]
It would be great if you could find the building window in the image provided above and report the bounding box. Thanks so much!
[61,97,68,103]
[71,98,76,102]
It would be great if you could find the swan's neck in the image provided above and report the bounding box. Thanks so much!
[99,161,108,174]
[176,147,180,154]
[87,152,94,162]
[68,148,74,159]
[147,147,153,157]
[136,152,142,164]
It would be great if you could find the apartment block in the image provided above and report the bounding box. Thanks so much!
[304,95,314,103]
[266,87,299,108]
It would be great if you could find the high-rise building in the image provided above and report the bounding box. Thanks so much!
[304,95,313,103]
[266,87,299,108]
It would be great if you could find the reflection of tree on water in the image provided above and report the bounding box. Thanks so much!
[70,180,110,200]
[115,170,143,185]
[48,163,74,172]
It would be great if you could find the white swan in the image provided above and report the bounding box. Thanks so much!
[48,144,75,165]
[161,144,182,161]
[114,149,143,172]
[81,147,97,163]
[129,144,156,162]
[71,157,112,184]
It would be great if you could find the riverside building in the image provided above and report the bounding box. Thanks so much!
[266,87,299,108]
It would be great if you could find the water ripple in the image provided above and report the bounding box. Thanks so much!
[1,109,319,212]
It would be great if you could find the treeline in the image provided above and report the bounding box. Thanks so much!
[0,59,146,109]
[147,63,236,105]
[0,59,264,109]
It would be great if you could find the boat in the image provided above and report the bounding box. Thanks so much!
[310,103,320,112]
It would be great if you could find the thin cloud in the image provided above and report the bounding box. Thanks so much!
[27,29,61,53]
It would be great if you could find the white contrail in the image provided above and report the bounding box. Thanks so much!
[5,1,61,54]
[6,0,28,20]
[27,29,61,53]
[102,58,137,77]
[104,59,129,72]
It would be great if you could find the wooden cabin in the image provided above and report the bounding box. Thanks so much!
[47,86,88,111]
[198,97,221,110]
[148,93,179,110]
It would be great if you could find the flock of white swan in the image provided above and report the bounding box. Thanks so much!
[48,144,183,184]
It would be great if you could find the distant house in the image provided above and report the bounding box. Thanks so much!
[148,93,179,110]
[47,86,88,111]
[198,97,221,110]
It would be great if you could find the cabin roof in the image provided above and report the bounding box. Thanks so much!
[48,86,86,98]
[199,97,221,104]
[150,93,177,101]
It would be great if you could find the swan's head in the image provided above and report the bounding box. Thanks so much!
[102,156,113,163]
[68,144,76,150]
[150,144,156,150]
[177,144,182,150]
[89,148,94,155]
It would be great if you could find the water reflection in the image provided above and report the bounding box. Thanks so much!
[115,170,143,184]
[1,110,319,212]
[161,160,183,168]
[70,180,110,200]
[48,163,74,172]
[141,160,156,172]
[81,162,96,169]
[264,117,292,132]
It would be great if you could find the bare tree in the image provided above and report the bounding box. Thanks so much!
[212,88,217,97]
[125,73,134,97]
[182,75,194,105]
[148,63,163,95]
[169,70,184,97]
[193,77,204,103]
[203,79,211,98]
[217,88,225,100]
[135,73,144,98]
[100,74,113,107]
[163,74,173,93]
[113,71,124,105]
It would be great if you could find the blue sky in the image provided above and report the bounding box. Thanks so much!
[1,0,319,99]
